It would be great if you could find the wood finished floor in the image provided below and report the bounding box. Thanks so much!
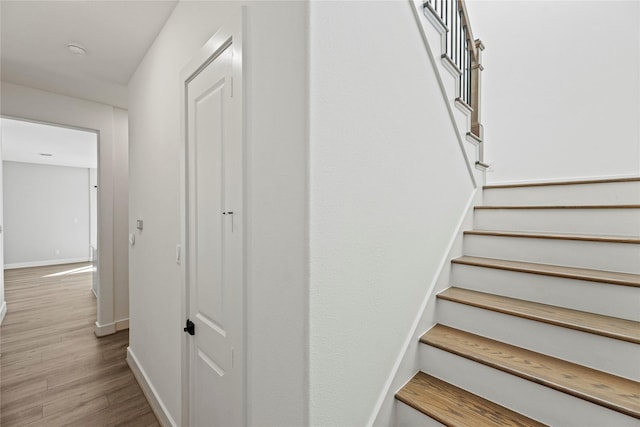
[0,263,158,427]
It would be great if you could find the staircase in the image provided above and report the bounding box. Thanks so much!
[395,177,640,426]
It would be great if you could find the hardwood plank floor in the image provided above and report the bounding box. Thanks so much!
[1,263,158,427]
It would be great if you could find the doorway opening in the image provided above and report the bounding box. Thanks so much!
[0,116,99,322]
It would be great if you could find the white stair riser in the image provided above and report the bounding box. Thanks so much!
[452,263,640,321]
[395,401,445,427]
[436,300,640,381]
[484,181,640,206]
[463,235,640,274]
[474,208,640,236]
[420,345,640,427]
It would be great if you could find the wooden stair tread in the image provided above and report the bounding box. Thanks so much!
[421,325,640,419]
[452,256,640,288]
[396,372,547,427]
[464,230,640,244]
[438,288,640,344]
[475,204,640,210]
[484,176,640,189]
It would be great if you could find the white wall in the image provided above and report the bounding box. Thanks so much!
[0,81,129,333]
[465,0,640,184]
[309,1,476,425]
[90,167,98,248]
[0,147,5,324]
[112,108,129,323]
[3,161,90,267]
[128,2,308,425]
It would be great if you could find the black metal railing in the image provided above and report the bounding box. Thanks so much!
[424,0,483,139]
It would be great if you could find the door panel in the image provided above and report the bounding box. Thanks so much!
[186,42,243,426]
[194,77,226,346]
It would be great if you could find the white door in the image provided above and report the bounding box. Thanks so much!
[185,37,244,427]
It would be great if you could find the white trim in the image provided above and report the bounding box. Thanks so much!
[0,111,107,340]
[475,161,491,171]
[367,187,480,426]
[0,300,7,325]
[409,0,477,189]
[4,258,92,270]
[465,131,482,145]
[455,97,473,116]
[441,54,462,77]
[422,2,447,35]
[179,9,246,427]
[94,318,129,337]
[127,347,178,427]
[422,2,448,55]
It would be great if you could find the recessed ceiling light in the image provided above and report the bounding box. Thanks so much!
[66,43,87,56]
[39,153,53,157]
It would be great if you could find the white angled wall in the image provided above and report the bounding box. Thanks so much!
[465,0,640,184]
[309,1,475,425]
[3,161,90,267]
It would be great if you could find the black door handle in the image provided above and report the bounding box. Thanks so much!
[184,319,195,336]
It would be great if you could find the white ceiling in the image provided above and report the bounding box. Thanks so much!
[0,0,178,108]
[1,118,97,169]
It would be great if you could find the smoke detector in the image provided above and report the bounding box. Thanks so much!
[66,43,88,56]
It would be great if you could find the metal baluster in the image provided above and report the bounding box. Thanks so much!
[463,31,468,104]
[453,0,457,61]
[457,6,462,70]
[445,0,449,56]
[452,0,457,64]
[456,2,461,69]
[467,39,472,104]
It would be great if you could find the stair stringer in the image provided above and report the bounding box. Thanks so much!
[408,0,487,184]
[369,188,483,427]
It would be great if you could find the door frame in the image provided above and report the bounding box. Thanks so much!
[0,114,101,324]
[179,9,246,426]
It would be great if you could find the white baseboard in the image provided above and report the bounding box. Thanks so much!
[94,318,129,337]
[5,258,91,270]
[127,347,177,427]
[0,300,6,325]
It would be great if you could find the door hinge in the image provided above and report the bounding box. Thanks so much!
[184,319,195,336]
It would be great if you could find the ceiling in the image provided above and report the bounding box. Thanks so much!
[0,0,178,108]
[1,118,97,169]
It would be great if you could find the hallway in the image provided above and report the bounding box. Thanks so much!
[0,263,157,426]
